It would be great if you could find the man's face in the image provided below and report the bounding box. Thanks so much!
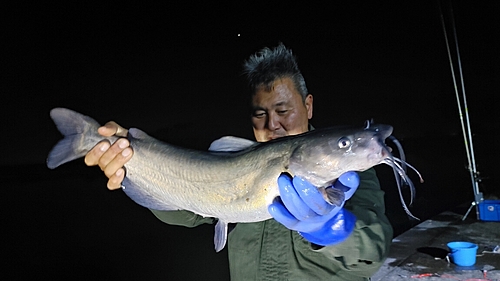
[251,77,313,142]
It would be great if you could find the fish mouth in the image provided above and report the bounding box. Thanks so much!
[372,125,394,161]
[374,125,394,140]
[380,147,390,158]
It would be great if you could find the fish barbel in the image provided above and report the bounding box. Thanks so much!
[47,108,418,251]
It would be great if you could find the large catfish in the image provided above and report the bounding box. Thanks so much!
[47,108,419,251]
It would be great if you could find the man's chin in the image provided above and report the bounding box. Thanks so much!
[267,134,287,140]
[254,132,288,142]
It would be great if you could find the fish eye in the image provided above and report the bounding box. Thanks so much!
[338,137,351,149]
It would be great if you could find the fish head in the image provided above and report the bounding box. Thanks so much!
[288,124,393,187]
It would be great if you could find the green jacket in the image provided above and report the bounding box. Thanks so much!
[151,168,392,281]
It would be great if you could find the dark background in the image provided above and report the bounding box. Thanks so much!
[1,1,498,280]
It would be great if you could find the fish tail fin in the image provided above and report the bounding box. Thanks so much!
[47,108,103,169]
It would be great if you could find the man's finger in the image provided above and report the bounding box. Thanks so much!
[107,168,126,190]
[102,146,133,178]
[98,138,130,171]
[277,174,316,220]
[97,121,128,137]
[293,176,335,216]
[84,141,111,166]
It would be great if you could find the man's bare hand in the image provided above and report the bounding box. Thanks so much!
[84,121,133,190]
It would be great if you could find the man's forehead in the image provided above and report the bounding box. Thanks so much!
[252,90,296,108]
[253,81,301,104]
[257,77,296,92]
[252,99,291,110]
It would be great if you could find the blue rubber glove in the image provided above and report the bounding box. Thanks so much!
[268,172,359,246]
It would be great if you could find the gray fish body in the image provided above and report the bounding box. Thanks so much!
[47,108,394,251]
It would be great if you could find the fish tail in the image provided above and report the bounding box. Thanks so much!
[47,108,103,169]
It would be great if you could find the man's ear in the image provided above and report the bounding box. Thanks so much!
[305,94,313,119]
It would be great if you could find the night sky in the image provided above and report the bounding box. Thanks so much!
[2,1,498,280]
[2,1,496,164]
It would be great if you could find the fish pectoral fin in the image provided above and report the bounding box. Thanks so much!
[214,220,228,252]
[324,187,345,207]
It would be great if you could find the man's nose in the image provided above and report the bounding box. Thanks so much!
[267,113,281,130]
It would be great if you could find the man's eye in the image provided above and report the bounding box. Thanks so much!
[277,110,288,115]
[253,111,266,118]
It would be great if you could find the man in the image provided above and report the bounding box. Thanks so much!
[85,44,393,280]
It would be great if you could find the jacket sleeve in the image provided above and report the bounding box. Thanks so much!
[150,209,216,228]
[314,168,393,276]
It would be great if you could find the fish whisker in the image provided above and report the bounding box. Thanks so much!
[390,157,424,183]
[382,158,416,204]
[379,136,421,221]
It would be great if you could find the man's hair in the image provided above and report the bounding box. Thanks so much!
[243,43,309,100]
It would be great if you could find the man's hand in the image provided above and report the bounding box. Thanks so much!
[268,172,359,246]
[84,121,133,190]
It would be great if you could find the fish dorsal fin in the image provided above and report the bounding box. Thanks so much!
[208,136,256,152]
[128,128,151,140]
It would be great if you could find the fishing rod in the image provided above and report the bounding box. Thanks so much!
[437,0,482,220]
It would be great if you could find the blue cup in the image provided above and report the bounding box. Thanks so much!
[447,241,478,266]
